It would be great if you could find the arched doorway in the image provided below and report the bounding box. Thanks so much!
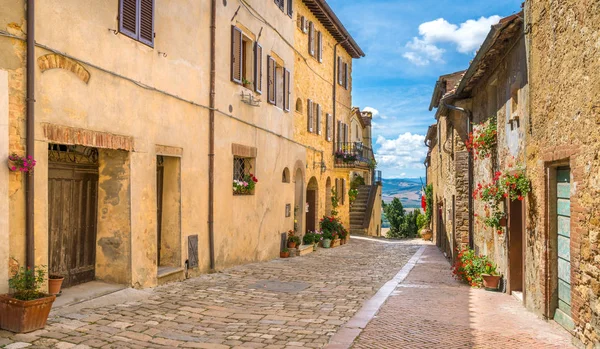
[325,177,332,216]
[306,177,319,233]
[294,169,304,234]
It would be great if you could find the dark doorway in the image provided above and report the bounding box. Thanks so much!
[156,156,165,266]
[48,147,99,288]
[508,198,524,296]
[306,190,317,232]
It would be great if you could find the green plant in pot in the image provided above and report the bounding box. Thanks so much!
[321,230,333,248]
[280,248,290,258]
[0,264,56,333]
[287,231,301,248]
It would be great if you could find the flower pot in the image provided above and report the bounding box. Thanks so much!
[280,251,290,258]
[420,229,433,241]
[0,294,56,333]
[48,276,64,296]
[481,274,502,290]
[287,242,296,249]
[322,239,331,248]
[331,239,340,248]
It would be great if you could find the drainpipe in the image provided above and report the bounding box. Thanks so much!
[443,103,474,249]
[332,37,349,154]
[25,0,35,270]
[208,0,216,271]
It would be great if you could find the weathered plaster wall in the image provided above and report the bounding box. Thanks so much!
[0,70,9,293]
[96,150,131,285]
[526,0,600,344]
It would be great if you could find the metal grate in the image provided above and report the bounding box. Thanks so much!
[233,157,252,181]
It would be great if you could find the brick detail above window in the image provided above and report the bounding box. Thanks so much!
[232,143,257,158]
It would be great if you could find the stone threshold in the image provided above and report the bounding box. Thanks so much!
[325,245,427,349]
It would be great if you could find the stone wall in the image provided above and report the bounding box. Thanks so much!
[525,0,600,345]
[0,70,9,293]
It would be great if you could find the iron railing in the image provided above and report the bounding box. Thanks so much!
[334,142,374,168]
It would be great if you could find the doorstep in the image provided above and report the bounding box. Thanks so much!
[157,266,185,285]
[298,244,314,256]
[51,281,126,309]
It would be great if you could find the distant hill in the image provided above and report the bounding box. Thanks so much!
[381,178,424,208]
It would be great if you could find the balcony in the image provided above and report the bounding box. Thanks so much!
[334,142,375,169]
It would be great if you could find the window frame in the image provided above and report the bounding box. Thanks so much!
[119,0,155,47]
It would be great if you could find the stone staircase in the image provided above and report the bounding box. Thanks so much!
[350,185,372,235]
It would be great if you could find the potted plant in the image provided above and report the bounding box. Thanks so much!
[0,265,56,333]
[287,231,300,248]
[303,232,314,246]
[7,153,37,174]
[321,230,333,248]
[48,274,64,296]
[481,261,502,290]
[280,248,290,258]
[233,173,258,195]
[242,78,253,88]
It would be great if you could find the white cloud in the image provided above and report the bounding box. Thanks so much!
[374,133,427,170]
[363,106,388,120]
[403,15,501,65]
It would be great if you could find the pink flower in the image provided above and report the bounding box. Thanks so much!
[10,166,16,171]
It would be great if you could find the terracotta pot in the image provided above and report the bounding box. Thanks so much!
[0,294,56,333]
[48,276,64,296]
[340,238,346,245]
[421,229,433,241]
[280,251,290,258]
[482,274,502,290]
[287,242,296,249]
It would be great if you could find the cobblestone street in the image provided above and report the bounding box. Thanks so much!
[351,245,575,349]
[0,239,420,349]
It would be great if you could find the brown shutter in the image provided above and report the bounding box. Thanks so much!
[317,31,323,63]
[335,179,340,201]
[326,113,332,141]
[139,0,154,46]
[231,26,243,84]
[342,179,346,205]
[287,0,293,17]
[307,99,313,132]
[267,56,276,104]
[308,22,315,56]
[119,0,138,38]
[344,62,348,89]
[317,104,322,135]
[344,123,349,143]
[254,42,263,94]
[337,57,343,85]
[284,68,291,111]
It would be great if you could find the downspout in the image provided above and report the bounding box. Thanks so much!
[26,0,35,270]
[332,37,349,154]
[443,103,474,249]
[208,0,216,271]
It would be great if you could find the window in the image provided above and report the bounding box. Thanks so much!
[337,57,343,85]
[297,15,307,33]
[231,26,258,88]
[343,62,349,89]
[287,0,293,17]
[295,98,303,113]
[231,26,243,84]
[233,156,255,195]
[335,178,346,204]
[284,68,291,111]
[254,43,263,93]
[119,0,155,47]
[282,167,290,183]
[274,0,284,11]
[316,104,322,135]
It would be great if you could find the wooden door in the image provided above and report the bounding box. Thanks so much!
[508,199,524,294]
[48,162,99,288]
[306,190,316,232]
[555,167,574,329]
[156,158,164,266]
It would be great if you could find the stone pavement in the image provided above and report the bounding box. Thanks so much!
[0,238,420,349]
[351,245,575,349]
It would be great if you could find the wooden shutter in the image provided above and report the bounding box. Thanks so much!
[254,42,263,94]
[335,179,340,201]
[267,56,276,104]
[337,57,343,85]
[343,62,349,89]
[344,123,349,143]
[307,99,313,132]
[326,113,332,141]
[119,0,138,38]
[139,0,154,46]
[342,179,346,205]
[308,22,315,56]
[317,31,323,62]
[317,104,322,135]
[284,68,291,111]
[287,0,293,17]
[231,26,243,84]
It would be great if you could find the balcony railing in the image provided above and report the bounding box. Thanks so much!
[334,142,374,168]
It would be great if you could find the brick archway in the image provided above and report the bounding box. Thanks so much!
[37,54,91,84]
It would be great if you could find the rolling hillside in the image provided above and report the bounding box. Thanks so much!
[381,178,424,208]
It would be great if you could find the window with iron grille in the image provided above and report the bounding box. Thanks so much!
[233,157,256,195]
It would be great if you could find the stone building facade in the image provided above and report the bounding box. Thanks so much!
[0,0,372,292]
[427,4,600,346]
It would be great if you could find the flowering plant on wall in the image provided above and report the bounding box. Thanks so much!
[473,167,530,234]
[233,173,258,195]
[335,150,357,163]
[7,153,37,174]
[466,117,497,160]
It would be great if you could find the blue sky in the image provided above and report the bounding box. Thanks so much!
[327,0,522,179]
